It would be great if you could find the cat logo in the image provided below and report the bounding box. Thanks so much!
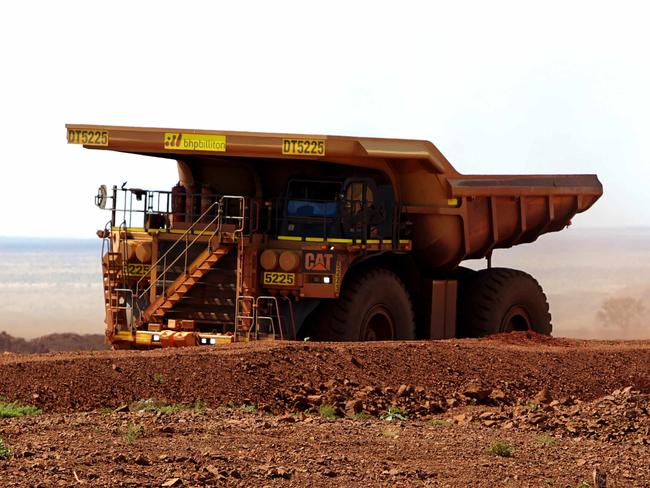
[303,252,335,272]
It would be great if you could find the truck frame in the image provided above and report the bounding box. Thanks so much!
[66,124,602,348]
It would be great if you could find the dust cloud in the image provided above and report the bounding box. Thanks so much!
[469,227,650,340]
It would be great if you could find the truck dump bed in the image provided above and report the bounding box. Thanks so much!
[67,124,602,269]
[410,172,601,268]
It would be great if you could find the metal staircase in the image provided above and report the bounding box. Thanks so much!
[142,244,232,322]
[135,196,245,326]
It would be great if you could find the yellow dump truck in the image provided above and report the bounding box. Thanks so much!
[67,124,602,348]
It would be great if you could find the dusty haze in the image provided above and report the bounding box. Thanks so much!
[0,227,648,340]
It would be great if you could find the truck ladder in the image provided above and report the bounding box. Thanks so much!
[102,252,122,329]
[101,221,132,336]
[136,196,245,325]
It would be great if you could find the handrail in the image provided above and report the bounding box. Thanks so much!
[241,296,286,341]
[100,220,112,261]
[236,295,256,340]
[138,200,220,297]
[113,288,134,332]
[135,195,246,316]
[118,221,129,290]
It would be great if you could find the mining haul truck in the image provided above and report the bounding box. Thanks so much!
[67,124,602,349]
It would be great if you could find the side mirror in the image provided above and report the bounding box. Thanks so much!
[95,184,107,209]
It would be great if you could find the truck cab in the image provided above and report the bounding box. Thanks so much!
[280,177,394,241]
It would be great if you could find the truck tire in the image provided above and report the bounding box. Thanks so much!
[310,268,415,341]
[457,267,552,337]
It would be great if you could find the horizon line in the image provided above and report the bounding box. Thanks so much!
[2,225,650,241]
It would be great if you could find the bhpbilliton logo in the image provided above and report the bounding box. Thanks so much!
[164,133,183,148]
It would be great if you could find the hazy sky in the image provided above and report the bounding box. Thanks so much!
[1,1,648,237]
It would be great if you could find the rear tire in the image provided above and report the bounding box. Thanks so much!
[457,267,552,337]
[309,268,415,341]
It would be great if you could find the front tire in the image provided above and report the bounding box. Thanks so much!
[309,268,415,341]
[457,267,552,337]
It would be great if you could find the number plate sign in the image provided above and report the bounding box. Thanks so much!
[125,263,150,277]
[67,128,109,146]
[262,272,296,286]
[282,138,325,156]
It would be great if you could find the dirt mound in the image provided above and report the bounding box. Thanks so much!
[484,330,579,346]
[1,334,649,415]
[0,331,105,354]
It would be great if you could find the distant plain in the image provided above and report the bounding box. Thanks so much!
[1,227,648,340]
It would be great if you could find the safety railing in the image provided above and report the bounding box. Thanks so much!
[235,295,256,338]
[134,195,246,317]
[100,220,113,269]
[99,185,263,234]
[112,288,134,332]
[235,295,296,341]
[98,186,173,230]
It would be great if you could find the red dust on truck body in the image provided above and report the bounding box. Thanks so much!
[66,124,602,349]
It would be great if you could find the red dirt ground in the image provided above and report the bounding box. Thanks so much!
[1,333,649,486]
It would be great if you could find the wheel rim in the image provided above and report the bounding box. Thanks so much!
[362,305,395,341]
[501,305,533,332]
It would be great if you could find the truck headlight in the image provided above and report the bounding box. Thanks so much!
[260,250,279,270]
[279,251,300,272]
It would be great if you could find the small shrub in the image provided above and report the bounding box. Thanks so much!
[129,399,184,414]
[129,399,156,412]
[353,412,373,420]
[124,422,142,444]
[381,406,407,422]
[576,482,590,488]
[0,438,11,459]
[382,427,400,439]
[536,434,556,446]
[487,441,513,457]
[240,404,256,413]
[193,399,207,412]
[153,373,164,384]
[155,404,184,414]
[428,419,450,427]
[319,405,338,419]
[525,401,539,411]
[0,401,41,418]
